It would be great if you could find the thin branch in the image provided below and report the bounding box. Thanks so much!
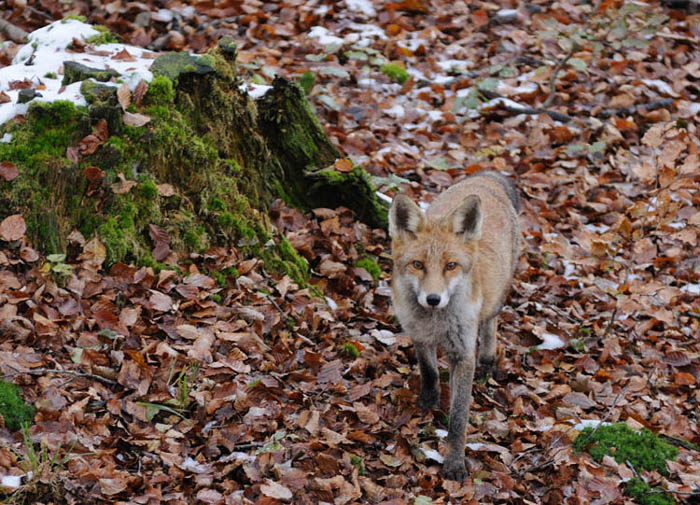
[3,368,118,386]
[597,98,675,119]
[0,18,29,43]
[544,0,603,107]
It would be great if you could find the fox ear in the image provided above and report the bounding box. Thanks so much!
[389,194,424,237]
[450,195,482,241]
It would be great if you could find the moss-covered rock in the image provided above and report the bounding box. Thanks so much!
[0,380,35,431]
[150,52,216,84]
[62,61,120,86]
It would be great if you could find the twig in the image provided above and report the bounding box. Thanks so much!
[658,434,700,452]
[543,0,603,107]
[601,307,617,340]
[0,18,29,43]
[656,31,700,45]
[597,98,675,119]
[3,368,118,386]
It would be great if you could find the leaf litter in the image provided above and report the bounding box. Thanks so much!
[0,0,699,504]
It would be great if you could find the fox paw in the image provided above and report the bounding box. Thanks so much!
[441,461,468,481]
[476,357,495,381]
[416,391,439,410]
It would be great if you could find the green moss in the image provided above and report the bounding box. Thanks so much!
[209,270,226,287]
[208,197,225,211]
[144,75,176,106]
[44,72,57,79]
[138,180,158,200]
[625,478,673,505]
[343,342,360,358]
[210,293,222,304]
[63,61,120,86]
[216,212,235,228]
[223,267,239,278]
[574,424,678,475]
[86,25,120,45]
[150,52,216,84]
[0,380,35,431]
[355,256,381,281]
[380,63,409,84]
[62,14,87,23]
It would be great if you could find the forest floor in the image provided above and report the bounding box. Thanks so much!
[0,1,698,504]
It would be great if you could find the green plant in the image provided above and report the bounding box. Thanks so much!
[380,63,408,84]
[355,256,381,281]
[343,342,360,358]
[625,477,674,505]
[3,425,77,504]
[574,423,677,475]
[0,381,35,431]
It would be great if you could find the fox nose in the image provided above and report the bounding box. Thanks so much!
[426,294,441,307]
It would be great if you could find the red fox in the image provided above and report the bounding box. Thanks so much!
[388,171,521,481]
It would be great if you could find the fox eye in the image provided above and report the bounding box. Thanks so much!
[445,262,458,271]
[412,260,424,270]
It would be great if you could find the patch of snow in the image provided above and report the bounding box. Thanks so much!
[421,448,444,463]
[418,201,429,210]
[642,79,677,96]
[562,260,577,280]
[325,296,338,311]
[584,223,610,234]
[348,23,387,47]
[681,284,700,295]
[466,442,486,450]
[497,9,519,18]
[345,0,377,17]
[689,102,700,115]
[427,110,444,122]
[1,133,11,143]
[574,420,611,431]
[480,97,527,111]
[497,81,538,96]
[406,68,428,81]
[383,104,405,118]
[536,332,565,350]
[307,26,345,46]
[314,5,330,15]
[398,35,428,53]
[436,59,474,72]
[435,429,448,439]
[0,19,155,126]
[247,84,272,99]
[0,474,23,490]
[667,221,685,229]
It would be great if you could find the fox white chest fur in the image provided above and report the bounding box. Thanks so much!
[389,170,520,481]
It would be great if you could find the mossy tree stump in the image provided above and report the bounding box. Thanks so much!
[0,37,387,282]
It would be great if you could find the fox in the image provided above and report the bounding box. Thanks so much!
[388,170,521,481]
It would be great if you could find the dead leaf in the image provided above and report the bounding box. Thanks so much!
[0,214,26,241]
[260,480,292,501]
[112,48,136,61]
[117,82,131,110]
[123,112,151,127]
[0,161,18,181]
[133,79,148,105]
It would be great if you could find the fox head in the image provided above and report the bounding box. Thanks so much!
[389,194,482,310]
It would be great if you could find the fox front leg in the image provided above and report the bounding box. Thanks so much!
[414,343,440,410]
[441,352,476,481]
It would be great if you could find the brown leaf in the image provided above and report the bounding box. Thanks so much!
[83,165,104,183]
[665,351,691,367]
[0,214,26,241]
[473,9,489,26]
[117,82,131,111]
[133,79,148,105]
[66,146,80,163]
[123,111,151,127]
[562,392,596,409]
[148,224,170,261]
[9,79,32,90]
[157,183,174,196]
[112,48,136,62]
[0,161,18,181]
[149,290,173,312]
[334,158,353,173]
[260,480,292,501]
[0,91,10,104]
[112,172,137,194]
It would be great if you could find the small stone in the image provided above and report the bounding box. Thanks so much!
[17,89,42,104]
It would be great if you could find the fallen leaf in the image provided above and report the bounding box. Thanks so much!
[0,161,18,181]
[117,82,131,110]
[260,480,293,501]
[123,112,151,127]
[0,214,26,241]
